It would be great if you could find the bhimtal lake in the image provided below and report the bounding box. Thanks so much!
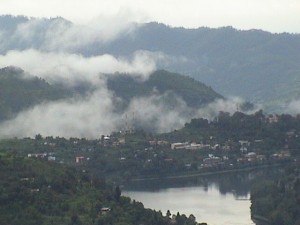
[123,168,282,225]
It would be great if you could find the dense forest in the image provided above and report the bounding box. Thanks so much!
[251,164,300,225]
[107,70,223,109]
[0,67,224,123]
[2,15,300,111]
[0,152,202,225]
[0,66,70,121]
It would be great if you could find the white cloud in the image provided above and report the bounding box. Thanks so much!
[195,97,253,119]
[285,100,300,115]
[125,93,190,133]
[0,89,120,138]
[0,6,262,138]
[0,49,157,85]
[0,90,254,138]
[0,15,139,53]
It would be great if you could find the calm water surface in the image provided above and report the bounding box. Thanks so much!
[123,169,282,225]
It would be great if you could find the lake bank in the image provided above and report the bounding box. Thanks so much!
[129,163,283,182]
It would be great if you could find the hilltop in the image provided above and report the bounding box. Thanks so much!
[0,66,70,121]
[0,67,223,124]
[100,22,300,110]
[107,70,223,109]
[1,15,300,111]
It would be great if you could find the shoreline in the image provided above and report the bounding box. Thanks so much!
[129,163,283,182]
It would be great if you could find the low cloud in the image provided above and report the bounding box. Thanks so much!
[0,49,157,85]
[195,97,254,119]
[0,13,140,53]
[0,91,254,138]
[124,93,190,133]
[0,15,256,138]
[285,100,300,115]
[0,89,119,138]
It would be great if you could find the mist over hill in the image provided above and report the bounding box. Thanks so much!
[0,66,70,121]
[1,15,300,112]
[1,66,249,138]
[107,70,223,109]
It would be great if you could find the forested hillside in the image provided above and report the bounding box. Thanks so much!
[251,164,300,225]
[1,16,300,111]
[0,67,224,124]
[100,22,300,109]
[0,153,201,225]
[0,67,70,121]
[107,70,223,108]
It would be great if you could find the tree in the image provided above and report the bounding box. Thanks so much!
[35,134,42,140]
[166,210,171,219]
[69,213,82,225]
[114,185,121,202]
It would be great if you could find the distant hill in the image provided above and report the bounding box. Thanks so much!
[0,67,70,121]
[101,23,300,111]
[107,70,223,109]
[2,15,299,111]
[0,67,224,123]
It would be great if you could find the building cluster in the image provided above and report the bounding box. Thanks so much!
[169,136,292,169]
[27,152,56,161]
[171,142,210,150]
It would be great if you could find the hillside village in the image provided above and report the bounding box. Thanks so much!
[3,112,297,182]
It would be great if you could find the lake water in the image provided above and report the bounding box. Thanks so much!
[123,169,282,225]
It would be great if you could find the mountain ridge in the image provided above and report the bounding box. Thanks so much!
[1,15,300,112]
[0,67,224,124]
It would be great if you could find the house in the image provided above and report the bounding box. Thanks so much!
[239,140,250,146]
[75,156,85,163]
[187,143,210,150]
[171,142,189,150]
[272,150,291,159]
[171,142,207,150]
[28,153,48,159]
[240,146,248,153]
[100,207,111,215]
[211,144,220,150]
[157,140,169,145]
[118,137,125,144]
[267,115,279,123]
[256,155,266,161]
[203,156,222,167]
[245,152,257,162]
[48,156,56,161]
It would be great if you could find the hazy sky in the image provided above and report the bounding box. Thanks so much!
[1,0,300,33]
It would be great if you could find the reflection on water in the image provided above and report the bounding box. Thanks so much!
[123,168,283,225]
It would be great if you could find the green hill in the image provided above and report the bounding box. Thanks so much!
[0,68,223,123]
[0,152,200,225]
[107,70,223,109]
[101,23,300,110]
[2,16,300,111]
[0,66,70,121]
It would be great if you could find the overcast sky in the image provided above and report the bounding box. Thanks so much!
[1,0,299,33]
